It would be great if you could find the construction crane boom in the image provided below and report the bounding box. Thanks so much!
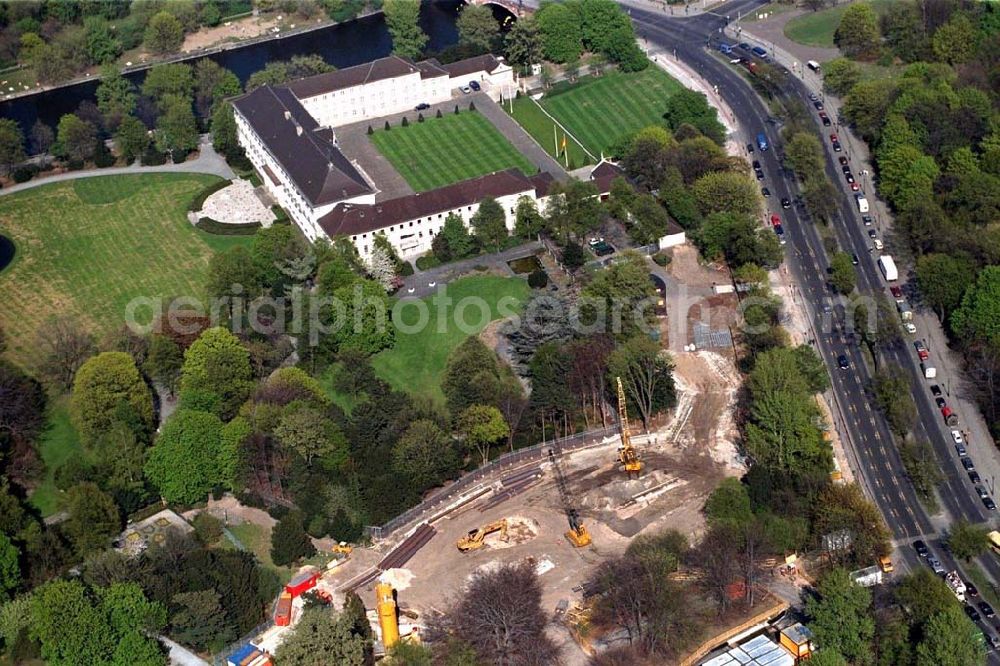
[548,448,592,548]
[616,377,643,477]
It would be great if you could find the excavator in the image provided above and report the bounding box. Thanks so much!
[456,519,509,552]
[616,377,643,478]
[548,449,592,548]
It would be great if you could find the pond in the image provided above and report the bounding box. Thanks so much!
[508,255,543,275]
[0,235,15,272]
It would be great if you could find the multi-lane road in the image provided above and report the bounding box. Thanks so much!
[623,0,1000,649]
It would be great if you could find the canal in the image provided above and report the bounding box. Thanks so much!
[0,0,470,132]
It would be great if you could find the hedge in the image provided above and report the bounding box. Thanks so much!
[195,217,262,235]
[415,255,441,271]
[188,179,232,212]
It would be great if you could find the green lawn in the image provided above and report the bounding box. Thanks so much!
[228,522,293,585]
[369,111,537,192]
[29,398,85,516]
[784,0,897,48]
[318,362,363,414]
[0,174,252,364]
[535,68,684,157]
[372,275,530,404]
[505,96,594,169]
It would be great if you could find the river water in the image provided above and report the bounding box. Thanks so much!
[0,0,467,132]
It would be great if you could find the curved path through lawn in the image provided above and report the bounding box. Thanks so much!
[0,135,234,197]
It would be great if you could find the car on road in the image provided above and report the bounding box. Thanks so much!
[952,429,963,444]
[868,229,878,240]
[739,42,752,51]
[915,341,929,360]
[981,603,997,619]
[873,238,884,250]
[460,85,471,94]
[851,253,859,265]
[962,457,976,471]
[904,322,917,334]
[957,443,968,456]
[970,470,982,483]
[986,497,997,511]
[469,80,481,91]
[414,102,430,111]
[761,187,771,196]
[752,160,761,169]
[781,197,791,209]
[755,168,765,180]
[862,214,873,226]
[914,540,929,556]
[991,635,1000,651]
[746,142,754,153]
[813,100,824,110]
[968,582,980,597]
[809,92,818,101]
[966,606,982,622]
[936,397,947,408]
[770,214,781,226]
[833,140,842,152]
[890,286,905,302]
[931,385,942,397]
[819,112,831,126]
[928,557,946,574]
[977,486,989,499]
[845,172,855,184]
[839,156,849,166]
[841,165,852,174]
[851,182,862,192]
[838,354,850,370]
[752,45,767,57]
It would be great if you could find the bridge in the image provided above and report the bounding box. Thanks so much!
[468,0,532,18]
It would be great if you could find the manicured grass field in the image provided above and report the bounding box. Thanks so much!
[372,275,530,404]
[0,174,251,364]
[227,522,293,585]
[369,111,537,191]
[29,399,84,516]
[536,68,684,157]
[784,0,896,48]
[506,96,594,168]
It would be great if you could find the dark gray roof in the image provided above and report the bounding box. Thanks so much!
[286,55,437,99]
[441,54,502,79]
[231,85,371,206]
[319,169,547,238]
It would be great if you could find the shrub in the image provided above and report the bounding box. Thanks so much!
[527,268,548,289]
[454,105,459,114]
[436,109,443,118]
[367,125,373,135]
[384,120,390,131]
[399,261,414,276]
[170,147,192,163]
[416,255,441,271]
[227,150,253,173]
[417,113,424,123]
[93,142,116,168]
[271,205,290,224]
[188,179,232,212]
[192,512,224,544]
[142,146,167,166]
[652,252,671,267]
[401,116,409,127]
[469,101,476,111]
[12,166,36,183]
[67,159,85,171]
[194,217,261,235]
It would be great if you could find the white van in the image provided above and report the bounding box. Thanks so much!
[807,60,821,72]
[856,193,869,213]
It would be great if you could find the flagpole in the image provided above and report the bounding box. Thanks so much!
[564,135,569,168]
[553,125,557,155]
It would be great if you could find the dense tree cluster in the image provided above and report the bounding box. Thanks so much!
[830,2,1000,437]
[535,0,648,72]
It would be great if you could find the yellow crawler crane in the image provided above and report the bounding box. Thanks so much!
[547,449,592,548]
[375,580,400,649]
[616,377,643,477]
[456,519,510,552]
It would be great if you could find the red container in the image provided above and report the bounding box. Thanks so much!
[284,572,319,598]
[274,593,292,626]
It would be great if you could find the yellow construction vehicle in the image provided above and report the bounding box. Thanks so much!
[332,542,353,556]
[456,519,509,552]
[375,580,400,649]
[616,377,643,477]
[547,449,592,548]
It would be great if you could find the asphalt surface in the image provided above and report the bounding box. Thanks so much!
[626,0,1000,654]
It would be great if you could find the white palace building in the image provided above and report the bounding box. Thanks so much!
[230,53,560,260]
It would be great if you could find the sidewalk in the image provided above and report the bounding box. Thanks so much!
[0,135,234,197]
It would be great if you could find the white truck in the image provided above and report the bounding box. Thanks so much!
[850,565,883,588]
[856,193,869,213]
[945,571,966,602]
[878,255,898,282]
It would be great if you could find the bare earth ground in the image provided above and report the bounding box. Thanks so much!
[181,14,288,52]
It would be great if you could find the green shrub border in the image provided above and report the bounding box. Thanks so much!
[188,179,232,213]
[195,217,262,236]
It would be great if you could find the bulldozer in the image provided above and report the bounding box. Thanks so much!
[332,542,353,556]
[456,519,509,552]
[616,377,643,477]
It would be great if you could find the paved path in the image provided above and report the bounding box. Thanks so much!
[335,117,416,202]
[0,136,234,197]
[160,636,210,666]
